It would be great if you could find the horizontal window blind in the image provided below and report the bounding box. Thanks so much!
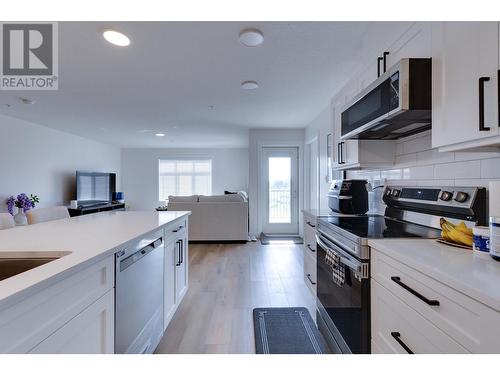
[159,159,212,201]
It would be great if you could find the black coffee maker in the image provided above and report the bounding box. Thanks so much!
[328,179,369,214]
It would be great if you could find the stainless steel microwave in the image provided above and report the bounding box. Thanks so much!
[340,58,432,140]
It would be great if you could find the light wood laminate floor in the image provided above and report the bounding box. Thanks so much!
[155,241,316,354]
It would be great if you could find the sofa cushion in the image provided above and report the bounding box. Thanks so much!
[168,195,199,203]
[198,194,244,203]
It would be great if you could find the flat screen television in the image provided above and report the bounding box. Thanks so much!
[76,171,116,206]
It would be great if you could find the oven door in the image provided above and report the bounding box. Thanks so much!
[316,232,370,354]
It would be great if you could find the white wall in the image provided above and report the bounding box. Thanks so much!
[121,148,249,210]
[0,114,121,213]
[304,105,335,212]
[248,128,305,236]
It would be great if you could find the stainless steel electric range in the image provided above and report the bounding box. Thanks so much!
[316,185,487,354]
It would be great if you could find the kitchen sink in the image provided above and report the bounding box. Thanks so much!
[0,256,62,282]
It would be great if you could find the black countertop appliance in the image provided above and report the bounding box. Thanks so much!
[328,179,369,215]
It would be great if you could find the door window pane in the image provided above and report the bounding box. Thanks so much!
[268,157,291,223]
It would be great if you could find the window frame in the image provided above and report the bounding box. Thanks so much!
[158,158,213,202]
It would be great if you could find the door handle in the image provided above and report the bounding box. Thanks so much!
[377,56,383,77]
[306,221,316,228]
[390,332,413,354]
[180,239,183,264]
[307,244,316,253]
[337,142,341,164]
[479,76,491,131]
[383,51,390,73]
[391,276,439,306]
[339,142,345,164]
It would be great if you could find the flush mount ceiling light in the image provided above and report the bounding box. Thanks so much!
[155,133,166,137]
[103,30,130,47]
[239,28,264,47]
[241,80,259,90]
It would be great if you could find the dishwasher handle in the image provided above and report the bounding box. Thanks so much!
[119,237,163,272]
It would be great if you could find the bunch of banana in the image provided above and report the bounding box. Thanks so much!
[440,218,473,247]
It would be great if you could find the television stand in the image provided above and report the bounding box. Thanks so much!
[68,202,126,217]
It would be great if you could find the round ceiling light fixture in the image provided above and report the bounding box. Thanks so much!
[103,30,130,47]
[155,133,166,137]
[241,80,259,90]
[239,28,264,47]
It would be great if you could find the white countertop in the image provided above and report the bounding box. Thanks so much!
[368,238,500,311]
[0,210,190,309]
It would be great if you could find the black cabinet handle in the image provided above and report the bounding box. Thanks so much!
[307,244,316,253]
[306,221,316,228]
[479,76,491,131]
[391,332,414,354]
[306,274,316,285]
[383,51,390,73]
[391,276,440,306]
[176,241,181,266]
[377,56,383,77]
[337,142,341,164]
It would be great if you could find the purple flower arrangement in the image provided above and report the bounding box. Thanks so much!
[6,194,40,216]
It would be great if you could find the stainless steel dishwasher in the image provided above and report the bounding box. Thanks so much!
[115,230,164,354]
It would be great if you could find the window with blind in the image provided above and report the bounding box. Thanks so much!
[159,159,212,201]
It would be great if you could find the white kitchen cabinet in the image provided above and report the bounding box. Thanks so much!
[432,22,500,151]
[175,235,188,303]
[371,248,500,353]
[385,22,431,68]
[29,289,114,354]
[302,212,317,296]
[163,221,189,330]
[0,256,114,353]
[163,236,177,328]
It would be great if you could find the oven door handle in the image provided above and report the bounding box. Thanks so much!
[315,233,364,274]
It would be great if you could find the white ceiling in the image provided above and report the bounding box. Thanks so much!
[0,21,411,148]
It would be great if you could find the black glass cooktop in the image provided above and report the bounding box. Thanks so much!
[319,215,442,239]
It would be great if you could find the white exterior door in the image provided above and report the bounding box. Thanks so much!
[261,147,299,234]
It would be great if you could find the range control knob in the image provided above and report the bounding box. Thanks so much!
[385,188,392,197]
[454,191,469,203]
[391,189,401,198]
[439,191,453,201]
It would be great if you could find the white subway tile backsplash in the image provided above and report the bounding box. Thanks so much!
[433,160,481,179]
[455,150,500,162]
[381,169,403,181]
[396,142,404,155]
[395,153,417,167]
[402,134,432,154]
[416,148,454,166]
[403,165,435,180]
[480,158,500,178]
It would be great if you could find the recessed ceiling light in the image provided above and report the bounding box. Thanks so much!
[155,133,165,137]
[103,30,130,47]
[241,80,259,90]
[239,28,264,47]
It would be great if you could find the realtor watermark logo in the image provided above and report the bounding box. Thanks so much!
[0,22,58,90]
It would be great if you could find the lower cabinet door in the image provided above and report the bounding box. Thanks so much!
[175,236,188,303]
[371,280,468,354]
[29,289,114,354]
[164,237,177,328]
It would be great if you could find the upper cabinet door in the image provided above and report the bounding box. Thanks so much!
[432,22,499,149]
[385,22,432,67]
